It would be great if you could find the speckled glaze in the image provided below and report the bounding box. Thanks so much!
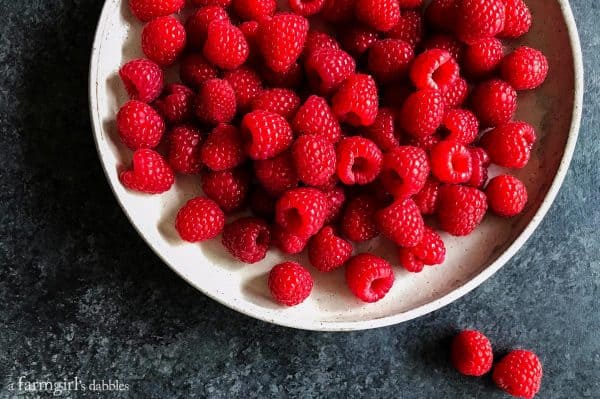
[89,0,583,331]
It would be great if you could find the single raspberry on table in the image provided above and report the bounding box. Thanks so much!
[361,108,400,152]
[470,79,517,127]
[321,0,355,23]
[254,152,299,196]
[185,6,229,50]
[251,88,301,119]
[466,147,489,188]
[336,136,383,185]
[129,0,185,22]
[194,78,237,125]
[120,149,174,194]
[223,67,263,112]
[308,226,353,272]
[430,140,473,184]
[399,89,445,138]
[275,187,328,238]
[232,0,276,21]
[500,47,549,91]
[222,217,271,263]
[201,168,250,214]
[168,124,203,175]
[345,253,395,303]
[437,184,487,236]
[293,95,342,144]
[323,186,346,224]
[200,123,247,171]
[289,0,326,16]
[119,59,164,103]
[332,73,379,127]
[257,13,309,73]
[303,31,340,58]
[241,110,294,160]
[355,0,401,32]
[154,84,194,124]
[442,109,479,145]
[117,100,165,150]
[398,226,446,272]
[367,39,414,83]
[493,350,543,399]
[387,10,424,48]
[498,0,531,39]
[423,34,464,65]
[455,0,506,44]
[305,48,356,95]
[179,53,218,89]
[340,194,380,242]
[292,135,336,187]
[375,198,425,247]
[268,262,313,306]
[175,197,225,242]
[463,38,504,78]
[425,0,458,31]
[413,177,440,215]
[451,330,494,376]
[338,26,379,57]
[480,121,536,168]
[203,20,249,70]
[141,16,186,66]
[273,225,309,254]
[380,146,430,199]
[410,49,459,93]
[486,174,528,217]
[443,77,469,109]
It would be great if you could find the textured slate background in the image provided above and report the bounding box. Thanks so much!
[0,1,598,398]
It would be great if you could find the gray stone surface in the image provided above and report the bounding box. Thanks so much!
[0,1,598,398]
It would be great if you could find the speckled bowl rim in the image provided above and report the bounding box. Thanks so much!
[89,0,583,331]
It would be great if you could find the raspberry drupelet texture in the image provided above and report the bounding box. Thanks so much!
[200,123,247,171]
[361,108,401,152]
[201,168,250,213]
[410,49,459,93]
[233,0,276,21]
[120,149,175,194]
[398,226,446,272]
[292,135,337,187]
[367,39,414,84]
[119,59,164,103]
[443,77,469,109]
[273,225,309,254]
[203,20,249,70]
[332,73,379,127]
[154,84,195,124]
[141,16,186,66]
[463,38,504,78]
[400,89,445,138]
[195,78,237,125]
[117,100,165,150]
[485,174,528,217]
[254,152,299,196]
[303,31,341,58]
[480,121,536,168]
[336,136,383,185]
[345,253,395,303]
[257,13,309,73]
[222,217,271,263]
[185,6,229,50]
[129,0,185,22]
[375,198,425,247]
[380,146,430,199]
[241,110,294,160]
[437,184,487,236]
[413,177,440,215]
[388,10,424,48]
[275,187,329,238]
[323,186,346,224]
[305,48,356,94]
[500,46,549,91]
[493,350,543,399]
[308,226,353,272]
[355,0,401,32]
[442,109,479,145]
[223,67,264,112]
[467,146,490,188]
[451,330,494,376]
[423,34,465,63]
[470,79,517,127]
[455,0,506,44]
[179,54,219,89]
[430,140,473,184]
[499,0,531,39]
[175,196,225,242]
[293,95,342,144]
[289,0,326,16]
[251,88,301,119]
[339,26,380,57]
[341,194,380,242]
[168,124,203,175]
[268,262,313,306]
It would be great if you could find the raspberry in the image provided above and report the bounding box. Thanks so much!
[425,0,457,31]
[443,77,469,109]
[442,109,479,145]
[338,26,379,56]
[399,89,445,138]
[398,227,446,272]
[154,84,194,124]
[194,78,237,125]
[200,123,247,171]
[355,0,401,32]
[437,184,487,236]
[201,168,250,213]
[223,67,263,112]
[233,0,276,21]
[120,149,174,194]
[289,0,325,16]
[361,108,400,152]
[305,49,356,94]
[404,133,442,151]
[498,0,531,39]
[493,350,543,399]
[308,226,353,272]
[241,110,294,160]
[141,16,186,66]
[254,152,299,195]
[257,13,309,73]
[336,136,383,185]
[332,74,378,127]
[168,124,203,174]
[367,39,414,83]
[259,62,303,89]
[222,217,271,263]
[398,0,422,8]
[375,198,424,247]
[117,100,165,150]
[175,197,225,242]
[480,121,536,168]
[381,146,429,199]
[431,140,473,184]
[292,135,336,187]
[388,10,424,48]
[470,79,517,127]
[500,47,549,91]
[129,0,185,22]
[341,194,379,242]
[185,6,229,50]
[345,254,394,303]
[293,95,342,144]
[251,88,301,119]
[323,186,346,224]
[413,177,440,215]
[179,53,218,88]
[410,49,459,93]
[486,174,528,217]
[240,21,260,48]
[423,34,464,64]
[190,0,231,7]
[275,187,328,238]
[119,59,164,103]
[464,38,504,78]
[451,330,493,376]
[273,225,309,254]
[249,186,276,219]
[268,262,313,306]
[203,20,249,70]
[466,147,489,188]
[321,0,355,23]
[455,0,506,44]
[303,31,340,58]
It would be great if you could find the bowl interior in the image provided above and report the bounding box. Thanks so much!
[90,0,580,330]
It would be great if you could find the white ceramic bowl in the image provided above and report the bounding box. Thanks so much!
[89,0,583,331]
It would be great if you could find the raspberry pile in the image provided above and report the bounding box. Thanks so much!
[117,0,547,306]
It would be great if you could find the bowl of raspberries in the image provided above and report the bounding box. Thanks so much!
[89,0,582,330]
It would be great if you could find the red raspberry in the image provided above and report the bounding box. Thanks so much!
[241,110,294,160]
[410,49,459,93]
[201,168,250,213]
[345,254,395,303]
[203,20,249,70]
[321,0,355,23]
[233,0,276,21]
[289,0,325,16]
[399,227,446,272]
[444,77,469,109]
[451,330,493,376]
[437,184,487,236]
[268,262,313,306]
[381,146,429,199]
[273,225,309,254]
[466,147,489,188]
[154,84,194,124]
[464,38,504,78]
[338,26,379,57]
[498,0,531,39]
[355,0,401,32]
[398,0,422,8]
[486,174,528,217]
[323,186,346,224]
[480,121,536,168]
[423,34,464,64]
[200,123,247,171]
[293,95,342,144]
[367,39,414,83]
[471,79,517,127]
[442,108,479,145]
[305,49,356,94]
[292,135,336,187]
[168,124,203,174]
[455,0,506,44]
[223,67,263,112]
[430,140,473,183]
[120,149,174,194]
[332,73,378,127]
[361,108,400,152]
[179,53,218,89]
[194,78,237,125]
[119,59,163,103]
[175,197,225,242]
[190,0,231,7]
[275,187,328,238]
[340,194,379,242]
[493,350,543,399]
[303,31,340,58]
[251,88,301,119]
[185,6,229,50]
[259,62,304,89]
[308,226,353,272]
[399,89,445,138]
[425,0,457,31]
[375,198,425,247]
[314,175,338,192]
[336,136,383,185]
[413,177,440,215]
[500,47,549,91]
[141,16,186,66]
[257,13,309,73]
[129,0,185,22]
[239,20,260,48]
[388,11,423,49]
[249,186,276,219]
[254,152,299,195]
[222,217,271,263]
[117,100,165,150]
[404,133,442,151]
